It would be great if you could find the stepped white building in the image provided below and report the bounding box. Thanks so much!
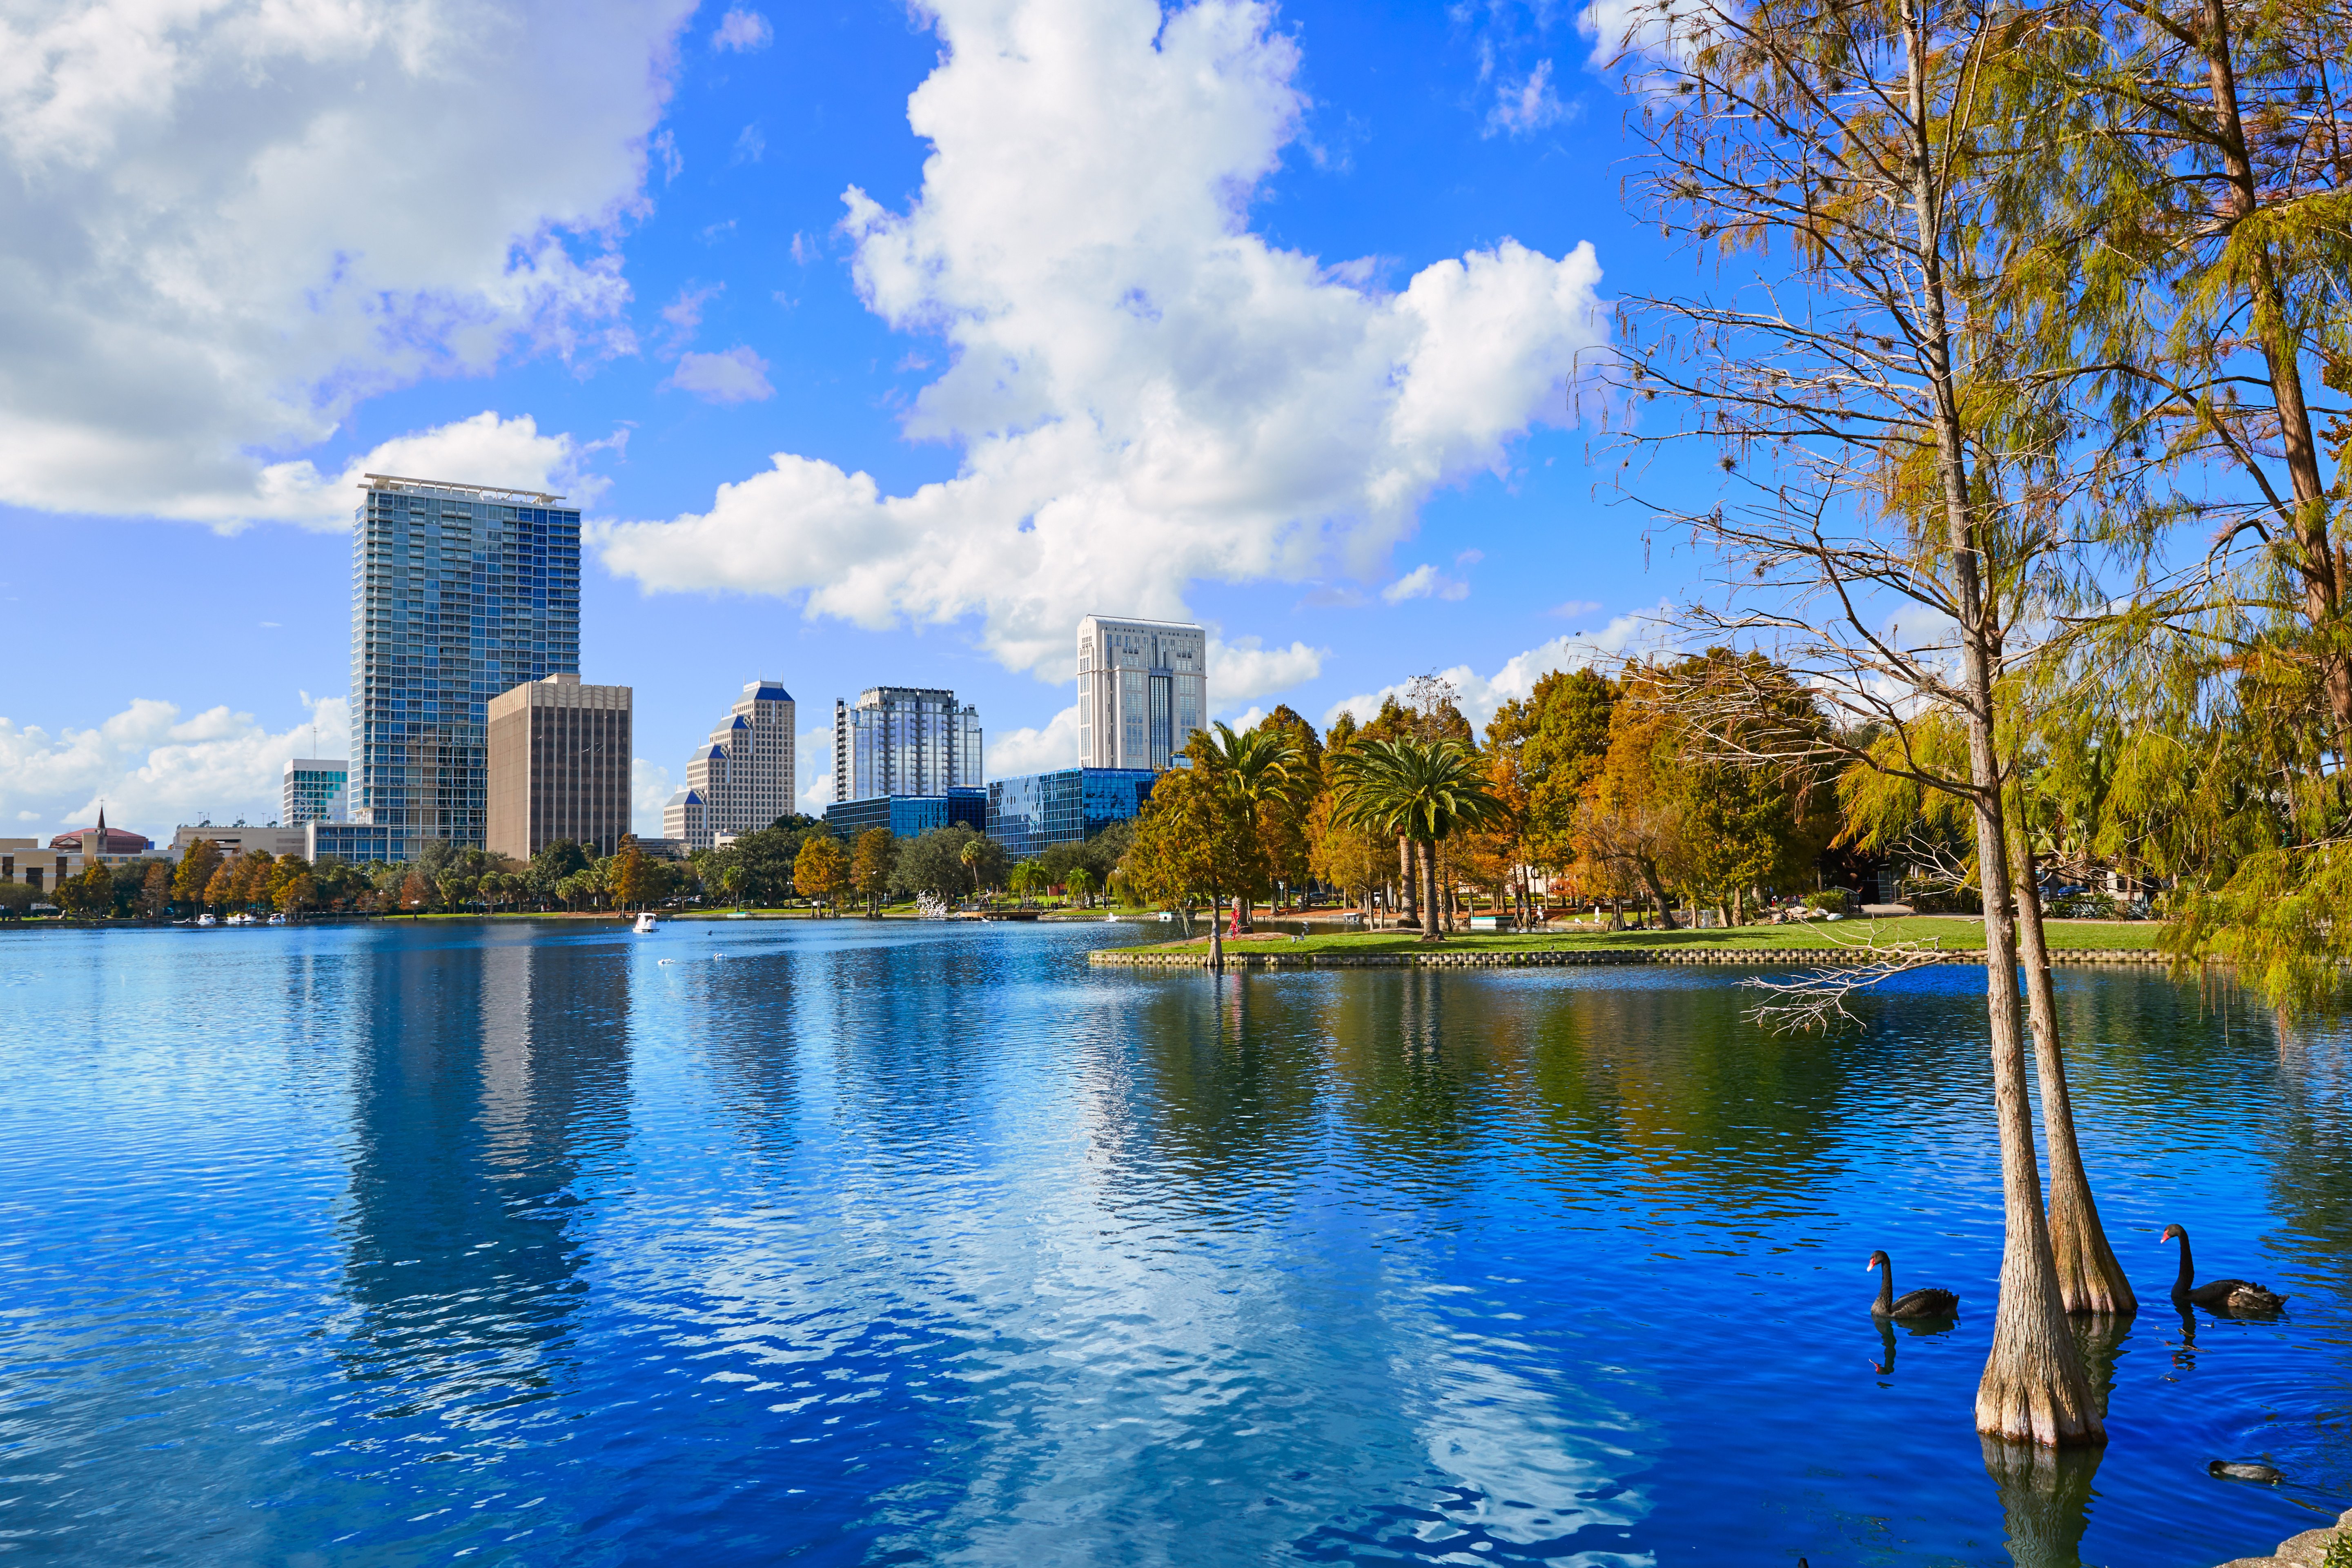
[664,679,797,850]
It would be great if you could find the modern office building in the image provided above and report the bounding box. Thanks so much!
[823,788,985,841]
[664,679,796,851]
[281,758,349,825]
[348,473,582,862]
[1076,615,1207,771]
[308,822,408,864]
[985,768,1159,860]
[485,674,633,861]
[831,687,982,803]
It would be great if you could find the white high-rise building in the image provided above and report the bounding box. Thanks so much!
[1076,615,1207,771]
[664,679,796,850]
[832,687,982,803]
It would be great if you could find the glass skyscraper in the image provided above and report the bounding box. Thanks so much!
[350,474,581,858]
[832,686,982,803]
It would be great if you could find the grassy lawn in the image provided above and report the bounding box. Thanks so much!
[1115,915,2165,957]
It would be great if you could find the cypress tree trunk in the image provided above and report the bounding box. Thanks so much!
[1890,0,2098,1445]
[1967,737,2099,1444]
[2011,841,2136,1314]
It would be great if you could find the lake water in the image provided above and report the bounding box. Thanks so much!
[1,920,2345,1566]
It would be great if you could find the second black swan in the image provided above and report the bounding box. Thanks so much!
[2161,1224,2287,1314]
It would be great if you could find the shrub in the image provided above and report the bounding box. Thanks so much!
[1805,888,1852,914]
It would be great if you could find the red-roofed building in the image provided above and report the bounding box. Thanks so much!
[50,811,153,855]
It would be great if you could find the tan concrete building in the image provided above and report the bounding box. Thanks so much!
[169,823,312,860]
[486,674,633,861]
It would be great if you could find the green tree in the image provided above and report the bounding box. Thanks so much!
[1187,720,1303,929]
[172,838,222,913]
[1331,737,1509,945]
[850,828,895,915]
[1598,0,2125,1428]
[889,824,1003,902]
[794,832,848,913]
[1120,764,1264,968]
[610,840,653,911]
[958,836,986,901]
[60,860,112,919]
[138,860,173,921]
[1064,864,1096,909]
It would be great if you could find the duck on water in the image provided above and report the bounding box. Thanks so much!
[2162,1224,2287,1314]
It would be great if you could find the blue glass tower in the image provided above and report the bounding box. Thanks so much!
[347,474,581,859]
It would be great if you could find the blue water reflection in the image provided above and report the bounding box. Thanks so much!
[0,921,2343,1565]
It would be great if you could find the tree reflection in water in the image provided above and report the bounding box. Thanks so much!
[1982,1437,2107,1568]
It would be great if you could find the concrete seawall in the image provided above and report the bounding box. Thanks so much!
[1089,946,2174,971]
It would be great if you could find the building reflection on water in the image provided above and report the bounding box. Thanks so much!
[333,932,633,1422]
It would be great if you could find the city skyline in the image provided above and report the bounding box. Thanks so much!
[0,0,1669,841]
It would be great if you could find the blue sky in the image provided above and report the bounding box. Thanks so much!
[0,0,1708,841]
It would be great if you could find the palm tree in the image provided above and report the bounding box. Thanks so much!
[1331,737,1509,943]
[959,837,984,904]
[1066,865,1096,909]
[1188,721,1301,932]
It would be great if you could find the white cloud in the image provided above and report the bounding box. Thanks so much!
[1208,635,1325,703]
[592,0,1606,684]
[668,347,775,404]
[1485,59,1570,137]
[1381,563,1470,603]
[246,411,610,528]
[0,0,693,528]
[632,757,673,840]
[733,123,765,163]
[0,695,350,840]
[797,722,834,815]
[712,8,773,51]
[1323,606,1671,730]
[1547,598,1602,617]
[988,706,1081,778]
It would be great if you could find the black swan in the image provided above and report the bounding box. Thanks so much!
[1866,1251,1958,1319]
[2162,1225,2287,1314]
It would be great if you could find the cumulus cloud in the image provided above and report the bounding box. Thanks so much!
[0,0,693,527]
[988,706,1081,778]
[668,347,775,404]
[594,0,1606,684]
[247,410,611,526]
[1323,607,1671,729]
[796,722,835,815]
[1485,59,1570,137]
[632,756,674,839]
[0,695,350,840]
[1208,636,1325,704]
[712,7,773,51]
[1381,564,1470,603]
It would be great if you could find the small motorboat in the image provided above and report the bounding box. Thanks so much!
[633,911,659,935]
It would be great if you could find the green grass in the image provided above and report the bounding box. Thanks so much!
[1114,915,2165,957]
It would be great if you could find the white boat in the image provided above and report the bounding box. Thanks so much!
[633,912,659,935]
[197,913,218,928]
[267,913,287,926]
